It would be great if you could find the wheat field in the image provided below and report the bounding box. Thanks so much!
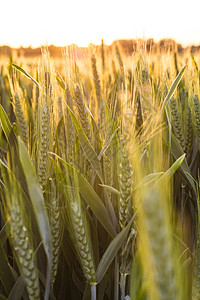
[0,41,199,300]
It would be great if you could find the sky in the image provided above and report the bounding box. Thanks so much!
[1,0,200,48]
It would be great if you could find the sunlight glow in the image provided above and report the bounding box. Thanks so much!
[1,0,200,48]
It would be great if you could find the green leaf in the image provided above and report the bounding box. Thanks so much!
[67,105,104,183]
[163,129,197,199]
[133,172,164,191]
[9,63,41,88]
[55,116,64,150]
[0,120,28,196]
[191,54,199,73]
[7,276,25,300]
[99,184,120,195]
[161,65,186,112]
[96,215,134,283]
[56,72,66,90]
[87,107,102,154]
[156,153,186,184]
[0,222,9,245]
[18,138,52,300]
[51,157,116,238]
[0,104,12,142]
[0,240,16,295]
[0,106,20,168]
[98,127,119,160]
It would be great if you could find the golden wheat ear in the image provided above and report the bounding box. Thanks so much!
[75,84,91,141]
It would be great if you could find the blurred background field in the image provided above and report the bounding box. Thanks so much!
[0,33,200,300]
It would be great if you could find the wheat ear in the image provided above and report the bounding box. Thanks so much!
[13,93,28,149]
[71,201,96,285]
[75,85,91,141]
[10,204,40,300]
[118,136,133,229]
[193,95,200,143]
[185,104,193,153]
[38,104,50,189]
[170,97,186,152]
[91,54,104,128]
[64,85,76,162]
[50,196,61,283]
[101,38,105,73]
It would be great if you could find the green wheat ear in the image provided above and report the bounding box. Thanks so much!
[170,97,186,152]
[118,135,133,229]
[10,204,40,300]
[38,104,50,190]
[64,168,96,286]
[91,54,102,106]
[50,195,61,283]
[33,83,40,137]
[71,201,96,284]
[185,103,193,153]
[193,95,200,145]
[91,54,104,128]
[64,85,76,162]
[75,84,91,141]
[14,92,29,149]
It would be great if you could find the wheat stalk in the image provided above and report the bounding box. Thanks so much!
[112,59,117,79]
[115,44,125,87]
[33,74,40,134]
[101,39,105,74]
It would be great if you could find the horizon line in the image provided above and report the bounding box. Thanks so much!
[0,37,200,50]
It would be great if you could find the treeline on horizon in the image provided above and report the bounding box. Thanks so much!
[0,38,200,58]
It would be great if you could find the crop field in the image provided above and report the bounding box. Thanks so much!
[0,41,200,300]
